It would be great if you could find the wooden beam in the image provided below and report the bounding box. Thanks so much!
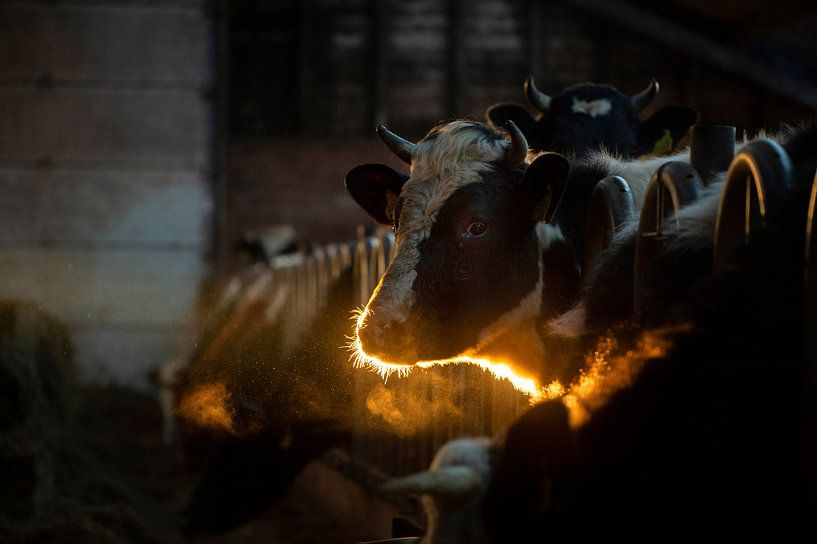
[208,0,229,266]
[446,0,466,117]
[528,0,545,79]
[368,0,387,128]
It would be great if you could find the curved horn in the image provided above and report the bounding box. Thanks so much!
[524,76,551,112]
[630,78,659,112]
[377,125,416,165]
[505,120,529,168]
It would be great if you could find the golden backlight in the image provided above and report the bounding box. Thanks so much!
[350,307,687,425]
[349,308,564,402]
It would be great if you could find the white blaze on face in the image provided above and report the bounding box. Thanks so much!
[360,122,510,327]
[571,96,612,118]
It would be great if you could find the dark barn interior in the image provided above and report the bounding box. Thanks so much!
[2,0,817,542]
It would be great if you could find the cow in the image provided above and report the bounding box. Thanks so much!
[375,123,817,543]
[381,401,570,544]
[346,119,694,385]
[565,122,817,340]
[485,77,698,157]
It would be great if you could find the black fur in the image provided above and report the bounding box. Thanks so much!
[477,128,817,539]
[486,82,697,157]
[408,174,543,359]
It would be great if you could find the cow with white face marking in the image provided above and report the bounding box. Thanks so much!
[486,77,698,157]
[346,120,687,383]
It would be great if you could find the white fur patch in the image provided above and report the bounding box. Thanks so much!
[572,97,612,118]
[535,222,564,250]
[546,303,587,339]
[430,437,492,474]
[417,438,492,543]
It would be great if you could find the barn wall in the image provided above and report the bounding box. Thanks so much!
[0,0,213,388]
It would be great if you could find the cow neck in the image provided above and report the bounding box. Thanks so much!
[462,223,566,381]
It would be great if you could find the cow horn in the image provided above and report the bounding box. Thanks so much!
[381,466,483,497]
[630,78,659,112]
[505,120,528,168]
[377,125,415,165]
[524,76,551,112]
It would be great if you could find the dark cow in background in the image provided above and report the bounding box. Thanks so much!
[486,77,698,157]
[379,123,817,542]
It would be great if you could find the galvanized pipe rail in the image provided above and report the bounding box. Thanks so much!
[634,161,703,319]
[582,175,637,275]
[713,139,795,275]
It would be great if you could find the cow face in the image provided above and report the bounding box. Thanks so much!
[486,78,698,157]
[346,121,569,366]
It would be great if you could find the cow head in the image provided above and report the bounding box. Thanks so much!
[486,77,698,157]
[346,121,570,370]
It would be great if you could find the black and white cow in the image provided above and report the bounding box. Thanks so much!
[486,77,698,157]
[346,120,695,383]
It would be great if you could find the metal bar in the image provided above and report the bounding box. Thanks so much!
[368,0,388,128]
[446,0,466,117]
[712,139,794,274]
[207,0,229,268]
[713,139,795,275]
[582,175,637,274]
[634,161,703,318]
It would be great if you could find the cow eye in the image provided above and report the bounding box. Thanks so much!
[465,221,487,237]
[392,201,403,232]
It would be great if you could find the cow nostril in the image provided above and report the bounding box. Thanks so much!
[360,318,402,349]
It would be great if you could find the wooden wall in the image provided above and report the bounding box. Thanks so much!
[0,0,213,388]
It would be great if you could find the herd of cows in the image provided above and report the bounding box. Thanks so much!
[172,78,817,540]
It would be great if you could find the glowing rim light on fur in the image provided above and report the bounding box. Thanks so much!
[348,308,564,402]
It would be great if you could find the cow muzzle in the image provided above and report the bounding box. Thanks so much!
[356,312,419,365]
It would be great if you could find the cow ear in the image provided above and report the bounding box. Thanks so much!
[637,106,699,156]
[345,164,409,225]
[522,152,570,223]
[485,102,538,134]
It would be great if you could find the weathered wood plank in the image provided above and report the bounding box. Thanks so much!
[4,1,204,8]
[0,3,209,86]
[0,248,206,326]
[0,168,211,246]
[0,88,209,167]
